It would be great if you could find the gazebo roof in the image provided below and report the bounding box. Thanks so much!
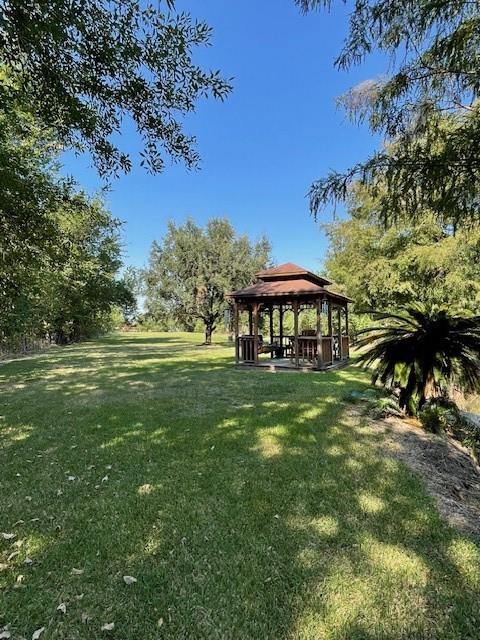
[255,262,331,286]
[230,262,352,303]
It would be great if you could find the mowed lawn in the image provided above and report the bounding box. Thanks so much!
[1,333,480,640]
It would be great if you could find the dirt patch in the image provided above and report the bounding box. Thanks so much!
[349,406,480,539]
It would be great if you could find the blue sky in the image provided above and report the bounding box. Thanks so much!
[61,0,386,274]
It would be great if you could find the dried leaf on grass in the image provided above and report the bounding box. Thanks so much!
[1,532,16,540]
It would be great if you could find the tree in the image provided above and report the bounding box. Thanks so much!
[145,218,271,343]
[0,85,133,348]
[296,0,480,227]
[357,306,480,415]
[0,76,68,340]
[322,184,480,339]
[0,1,232,176]
[40,196,135,343]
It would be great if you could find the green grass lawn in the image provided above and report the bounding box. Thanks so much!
[1,332,480,640]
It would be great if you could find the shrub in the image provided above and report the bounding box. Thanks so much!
[367,395,403,419]
[419,399,460,434]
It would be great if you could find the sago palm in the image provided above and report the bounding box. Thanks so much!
[357,305,480,415]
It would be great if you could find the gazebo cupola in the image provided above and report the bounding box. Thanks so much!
[229,262,352,370]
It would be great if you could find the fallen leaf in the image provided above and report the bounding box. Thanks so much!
[32,627,45,640]
[123,575,137,585]
[101,622,114,632]
[1,532,16,540]
[13,520,25,527]
[56,489,63,496]
[157,618,164,628]
[25,496,32,502]
[16,574,24,583]
[68,476,76,481]
[101,475,109,483]
[138,483,153,495]
[105,465,112,470]
[24,557,34,565]
[30,518,40,523]
[71,567,84,575]
[0,630,11,639]
[7,551,19,561]
[273,514,280,519]
[57,602,67,614]
[81,612,90,624]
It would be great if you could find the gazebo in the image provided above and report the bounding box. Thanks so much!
[229,262,352,371]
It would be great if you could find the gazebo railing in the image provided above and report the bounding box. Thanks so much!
[236,332,349,368]
[286,336,349,366]
[321,337,334,365]
[238,336,256,363]
[292,336,335,365]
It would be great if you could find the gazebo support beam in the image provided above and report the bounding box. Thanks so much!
[316,297,323,369]
[253,302,259,364]
[279,304,283,349]
[293,300,299,368]
[234,303,239,363]
[337,305,342,359]
[269,306,274,358]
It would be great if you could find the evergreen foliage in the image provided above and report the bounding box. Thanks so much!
[296,0,480,226]
[323,185,480,338]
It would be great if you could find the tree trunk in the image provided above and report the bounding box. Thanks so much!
[399,369,419,415]
[204,322,213,345]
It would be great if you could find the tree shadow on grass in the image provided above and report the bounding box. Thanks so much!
[1,337,479,639]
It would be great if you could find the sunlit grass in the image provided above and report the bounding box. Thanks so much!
[1,331,479,639]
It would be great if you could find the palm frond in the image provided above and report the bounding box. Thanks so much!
[357,305,480,414]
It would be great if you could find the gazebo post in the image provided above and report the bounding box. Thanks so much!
[248,306,253,335]
[337,306,342,359]
[279,304,283,349]
[316,297,323,370]
[234,302,239,364]
[293,300,299,368]
[327,300,333,364]
[269,305,274,358]
[253,302,260,364]
[345,303,349,337]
